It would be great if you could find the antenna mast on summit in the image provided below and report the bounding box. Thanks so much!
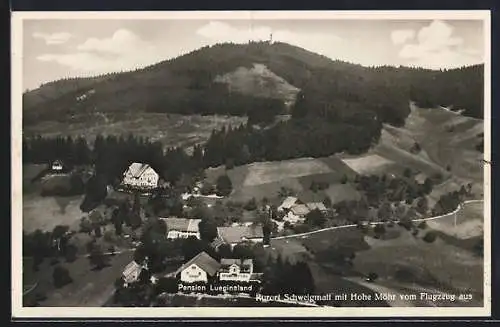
[270,32,273,44]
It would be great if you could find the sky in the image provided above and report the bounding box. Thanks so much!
[21,18,485,91]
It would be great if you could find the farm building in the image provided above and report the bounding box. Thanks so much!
[160,217,202,239]
[122,162,159,190]
[176,251,221,283]
[218,258,254,282]
[217,225,264,247]
[277,196,298,212]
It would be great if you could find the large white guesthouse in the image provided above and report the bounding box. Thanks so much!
[122,162,159,190]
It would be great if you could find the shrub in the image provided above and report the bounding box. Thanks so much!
[367,272,378,282]
[374,224,386,235]
[418,221,427,229]
[244,198,258,211]
[398,217,413,231]
[52,265,73,288]
[423,231,437,243]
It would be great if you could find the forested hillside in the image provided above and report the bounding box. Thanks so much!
[23,41,483,126]
[22,41,484,174]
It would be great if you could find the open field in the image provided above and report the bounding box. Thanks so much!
[242,158,333,186]
[354,231,483,298]
[426,200,483,239]
[23,193,85,233]
[378,105,483,182]
[205,155,359,203]
[214,63,300,104]
[341,154,396,175]
[23,251,133,307]
[23,112,247,150]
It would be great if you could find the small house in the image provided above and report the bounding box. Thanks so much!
[217,225,264,247]
[160,217,201,239]
[305,202,327,212]
[277,196,298,212]
[176,251,221,284]
[218,258,254,282]
[122,162,159,190]
[122,260,147,286]
[51,160,64,172]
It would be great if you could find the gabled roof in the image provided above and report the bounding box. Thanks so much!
[211,237,225,249]
[217,225,264,244]
[161,217,201,233]
[278,196,298,210]
[306,202,327,211]
[125,162,155,178]
[290,204,310,216]
[220,258,253,273]
[175,251,221,277]
[220,258,253,267]
[122,260,142,283]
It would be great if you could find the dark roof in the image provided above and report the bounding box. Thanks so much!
[217,225,264,244]
[220,258,253,267]
[220,258,253,273]
[175,251,221,277]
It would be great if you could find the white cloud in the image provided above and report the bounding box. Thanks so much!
[396,20,482,69]
[36,29,168,74]
[196,21,346,62]
[32,32,73,45]
[77,29,150,54]
[391,29,415,45]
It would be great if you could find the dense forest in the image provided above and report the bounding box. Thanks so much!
[24,42,484,126]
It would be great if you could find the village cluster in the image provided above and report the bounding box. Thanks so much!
[98,161,269,296]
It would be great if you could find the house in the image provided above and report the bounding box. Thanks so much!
[277,196,298,212]
[283,204,311,224]
[160,217,201,239]
[51,160,64,172]
[122,260,148,286]
[217,225,264,247]
[306,202,327,212]
[122,162,159,190]
[218,258,254,282]
[175,251,221,283]
[210,237,225,250]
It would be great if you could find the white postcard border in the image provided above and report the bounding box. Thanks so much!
[11,10,492,318]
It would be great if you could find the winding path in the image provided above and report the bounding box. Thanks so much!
[272,199,483,240]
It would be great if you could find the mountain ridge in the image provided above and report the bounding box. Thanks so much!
[23,41,484,127]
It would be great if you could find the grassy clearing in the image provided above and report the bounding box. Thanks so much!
[23,113,247,150]
[353,229,483,296]
[341,154,397,175]
[242,158,333,186]
[403,106,483,181]
[23,194,85,233]
[214,63,300,103]
[426,201,483,240]
[23,251,133,307]
[205,155,360,204]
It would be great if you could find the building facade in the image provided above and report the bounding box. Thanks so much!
[176,252,221,283]
[122,162,159,190]
[218,259,254,282]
